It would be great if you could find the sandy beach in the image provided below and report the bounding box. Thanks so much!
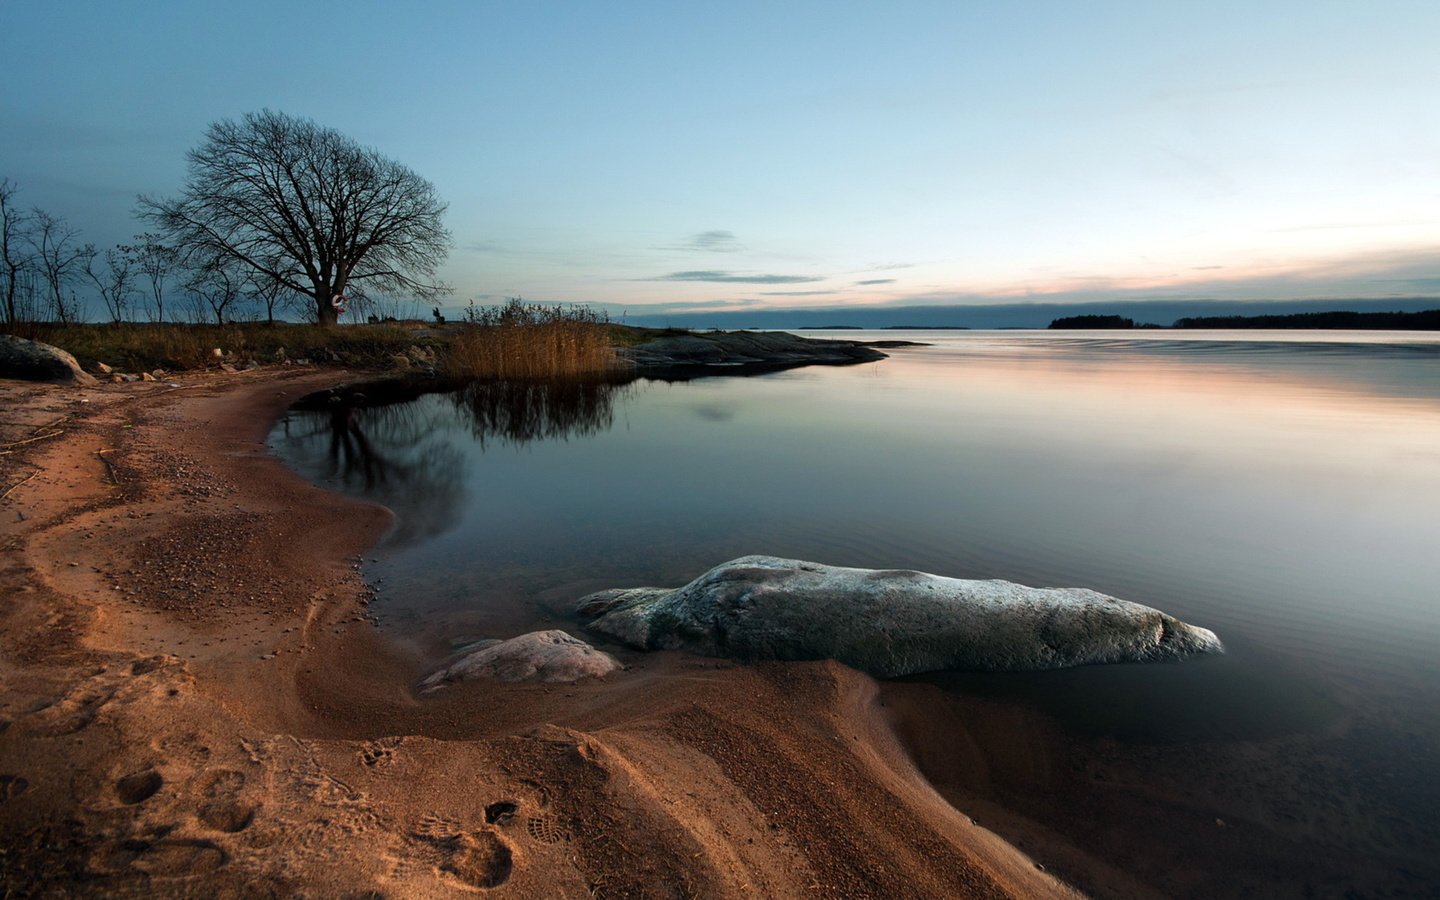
[0,369,1075,898]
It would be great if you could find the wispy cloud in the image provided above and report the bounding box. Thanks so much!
[855,278,895,285]
[690,230,741,252]
[647,270,825,285]
[759,290,837,296]
[619,298,764,311]
[659,230,745,253]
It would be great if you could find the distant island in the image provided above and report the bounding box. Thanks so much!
[1173,309,1440,329]
[1050,309,1440,330]
[1048,314,1143,329]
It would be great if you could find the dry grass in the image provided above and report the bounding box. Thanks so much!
[14,322,431,373]
[444,300,629,379]
[7,306,649,379]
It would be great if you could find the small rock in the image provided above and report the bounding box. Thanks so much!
[219,363,238,374]
[141,372,157,382]
[211,348,224,358]
[96,361,114,374]
[420,630,621,692]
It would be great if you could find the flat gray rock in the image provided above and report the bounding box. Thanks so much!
[577,556,1222,678]
[419,630,621,692]
[0,334,95,385]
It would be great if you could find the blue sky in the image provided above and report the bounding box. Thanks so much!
[4,1,1439,320]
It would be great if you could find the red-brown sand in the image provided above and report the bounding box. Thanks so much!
[0,369,1077,897]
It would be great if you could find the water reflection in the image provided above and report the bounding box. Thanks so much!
[274,377,638,548]
[276,391,467,547]
[452,376,634,447]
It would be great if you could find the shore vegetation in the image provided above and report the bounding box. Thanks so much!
[445,298,630,379]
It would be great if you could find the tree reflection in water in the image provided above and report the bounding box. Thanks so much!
[276,389,468,547]
[273,376,637,547]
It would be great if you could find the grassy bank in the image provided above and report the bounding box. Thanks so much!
[13,321,432,374]
[6,304,652,379]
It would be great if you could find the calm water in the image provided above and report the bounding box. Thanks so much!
[271,329,1440,895]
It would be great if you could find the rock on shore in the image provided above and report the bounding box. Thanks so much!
[625,330,888,373]
[0,334,95,385]
[419,630,621,691]
[577,556,1222,678]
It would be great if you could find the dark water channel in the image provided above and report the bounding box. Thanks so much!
[271,330,1440,897]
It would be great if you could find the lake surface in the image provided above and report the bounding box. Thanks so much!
[271,329,1440,896]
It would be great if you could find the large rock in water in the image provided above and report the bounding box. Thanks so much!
[419,630,621,692]
[0,334,95,385]
[577,556,1222,678]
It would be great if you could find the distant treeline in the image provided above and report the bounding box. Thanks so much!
[1049,309,1440,330]
[1172,309,1440,330]
[1048,315,1141,329]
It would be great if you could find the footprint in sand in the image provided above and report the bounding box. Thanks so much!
[484,801,518,826]
[413,813,463,843]
[525,813,569,845]
[192,768,256,833]
[441,831,513,889]
[409,814,515,889]
[28,685,117,736]
[0,774,30,802]
[358,737,401,769]
[91,838,228,878]
[114,768,163,805]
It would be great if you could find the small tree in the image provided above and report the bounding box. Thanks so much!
[85,247,137,323]
[183,255,243,324]
[140,109,451,327]
[120,234,179,323]
[243,266,298,325]
[26,208,92,324]
[1,179,30,324]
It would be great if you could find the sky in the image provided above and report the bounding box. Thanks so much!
[3,0,1440,325]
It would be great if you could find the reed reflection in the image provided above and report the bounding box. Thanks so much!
[275,375,638,546]
[451,376,634,448]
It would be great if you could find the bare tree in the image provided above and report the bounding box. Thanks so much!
[183,255,243,324]
[243,266,300,325]
[120,233,179,322]
[139,109,450,327]
[1,179,30,324]
[85,247,138,323]
[26,209,93,324]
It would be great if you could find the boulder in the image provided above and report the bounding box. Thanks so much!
[419,630,622,692]
[577,556,1222,678]
[0,335,96,385]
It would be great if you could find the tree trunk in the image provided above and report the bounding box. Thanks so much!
[316,297,339,327]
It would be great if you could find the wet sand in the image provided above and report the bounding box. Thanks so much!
[0,370,1072,897]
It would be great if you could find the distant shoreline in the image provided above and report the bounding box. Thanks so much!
[1049,309,1440,330]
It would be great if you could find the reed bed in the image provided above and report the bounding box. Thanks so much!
[443,299,629,380]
